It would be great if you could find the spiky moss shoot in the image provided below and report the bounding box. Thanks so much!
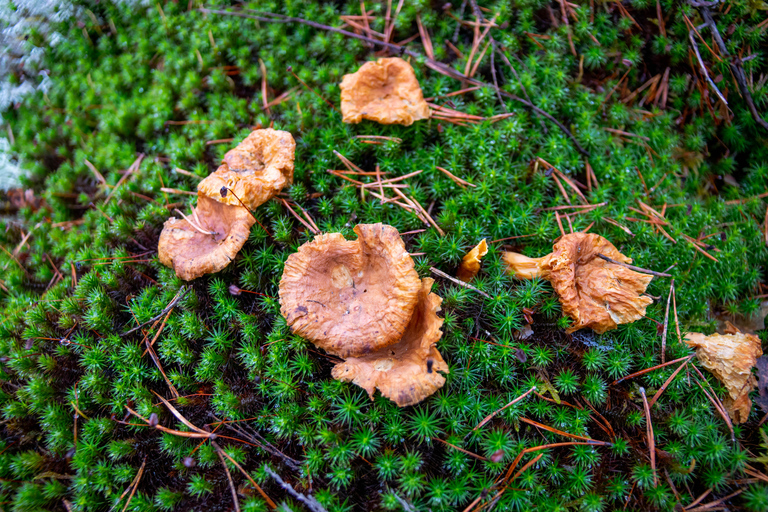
[1,0,768,510]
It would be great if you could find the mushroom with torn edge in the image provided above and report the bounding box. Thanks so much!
[503,233,654,333]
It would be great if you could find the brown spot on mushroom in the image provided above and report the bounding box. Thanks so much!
[684,323,763,424]
[457,239,488,282]
[198,128,296,210]
[158,195,255,281]
[331,278,448,407]
[278,223,421,358]
[340,57,431,126]
[503,233,653,333]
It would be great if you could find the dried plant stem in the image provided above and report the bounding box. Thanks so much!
[123,287,188,336]
[212,441,241,512]
[430,267,490,298]
[596,253,671,278]
[473,386,536,430]
[639,388,658,487]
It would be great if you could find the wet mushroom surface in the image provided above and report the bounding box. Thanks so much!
[331,278,448,407]
[340,57,431,126]
[158,195,255,281]
[279,223,422,358]
[198,128,296,210]
[504,233,653,333]
[685,324,763,424]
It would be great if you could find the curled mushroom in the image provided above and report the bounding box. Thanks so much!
[279,223,422,358]
[503,233,653,333]
[457,239,488,282]
[332,278,448,407]
[340,57,431,126]
[684,323,762,424]
[158,195,255,281]
[198,128,296,210]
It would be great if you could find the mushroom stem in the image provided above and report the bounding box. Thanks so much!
[502,252,545,279]
[174,208,216,236]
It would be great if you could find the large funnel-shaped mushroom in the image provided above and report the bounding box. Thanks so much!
[158,195,255,281]
[279,223,422,358]
[332,278,448,407]
[503,233,653,334]
[685,324,762,424]
[198,128,296,210]
[340,57,431,126]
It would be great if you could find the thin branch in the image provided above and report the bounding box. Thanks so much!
[596,253,671,278]
[698,6,768,131]
[263,465,328,512]
[431,267,490,298]
[122,287,188,335]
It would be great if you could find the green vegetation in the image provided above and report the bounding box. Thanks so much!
[1,0,768,510]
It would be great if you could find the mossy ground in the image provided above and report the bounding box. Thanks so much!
[1,1,768,511]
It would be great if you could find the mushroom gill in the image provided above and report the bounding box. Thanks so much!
[503,233,653,333]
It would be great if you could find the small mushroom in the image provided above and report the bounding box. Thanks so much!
[158,195,255,281]
[457,239,488,282]
[198,128,296,210]
[331,278,448,407]
[279,223,422,358]
[503,233,653,334]
[684,323,763,424]
[340,57,431,126]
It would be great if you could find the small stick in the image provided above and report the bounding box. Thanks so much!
[490,233,536,243]
[435,166,476,188]
[647,355,693,407]
[205,138,234,145]
[105,154,144,205]
[212,442,240,512]
[430,267,490,298]
[660,279,673,362]
[519,417,611,444]
[173,167,203,180]
[611,355,694,385]
[554,211,566,237]
[110,458,146,512]
[600,217,635,237]
[473,386,536,430]
[596,253,672,278]
[543,202,607,211]
[433,437,488,461]
[162,187,196,196]
[639,388,657,487]
[280,198,319,235]
[259,58,271,116]
[123,287,188,336]
[263,465,324,511]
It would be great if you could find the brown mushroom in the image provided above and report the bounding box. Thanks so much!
[684,323,762,424]
[457,239,488,282]
[198,128,296,210]
[503,233,653,334]
[331,278,448,407]
[158,194,255,281]
[278,223,422,358]
[340,57,431,126]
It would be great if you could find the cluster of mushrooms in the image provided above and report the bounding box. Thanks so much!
[157,57,762,416]
[158,128,296,280]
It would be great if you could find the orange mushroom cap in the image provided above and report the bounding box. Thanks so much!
[279,223,422,358]
[198,128,295,210]
[340,57,431,126]
[331,278,448,407]
[457,239,488,282]
[685,323,762,424]
[158,195,255,281]
[503,233,653,333]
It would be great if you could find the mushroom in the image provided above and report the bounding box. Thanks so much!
[331,277,448,407]
[279,223,422,358]
[158,194,255,281]
[457,239,488,282]
[340,57,431,126]
[684,323,762,424]
[503,233,653,334]
[198,128,296,210]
